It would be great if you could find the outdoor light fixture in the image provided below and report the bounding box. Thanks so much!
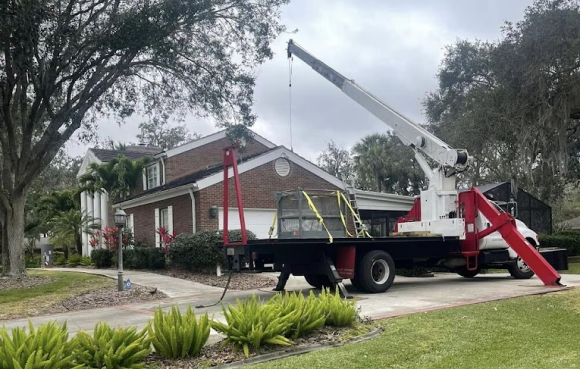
[210,204,218,219]
[114,208,127,292]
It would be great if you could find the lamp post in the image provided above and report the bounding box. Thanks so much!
[114,209,127,292]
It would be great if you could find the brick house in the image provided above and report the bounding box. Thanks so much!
[77,130,415,255]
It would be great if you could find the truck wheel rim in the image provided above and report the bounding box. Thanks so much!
[371,259,389,284]
[517,257,530,273]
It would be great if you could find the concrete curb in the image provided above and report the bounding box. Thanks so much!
[214,326,382,368]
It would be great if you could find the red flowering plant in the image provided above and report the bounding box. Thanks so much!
[89,232,101,249]
[102,226,134,251]
[157,227,176,254]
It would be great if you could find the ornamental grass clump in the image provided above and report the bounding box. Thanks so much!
[211,294,294,357]
[0,321,75,369]
[268,290,327,339]
[71,322,151,369]
[319,287,358,327]
[147,305,210,359]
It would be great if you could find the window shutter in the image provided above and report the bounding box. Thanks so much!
[156,163,161,187]
[142,168,147,190]
[167,206,173,234]
[154,208,160,247]
[128,214,134,237]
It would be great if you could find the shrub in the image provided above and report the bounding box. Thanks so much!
[123,247,165,270]
[67,254,82,267]
[538,234,580,256]
[147,305,210,359]
[0,321,75,369]
[71,322,151,369]
[268,291,326,339]
[91,249,113,268]
[54,254,67,266]
[211,294,293,357]
[319,287,358,327]
[25,255,40,268]
[80,256,92,267]
[168,229,256,272]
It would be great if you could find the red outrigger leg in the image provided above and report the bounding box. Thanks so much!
[222,146,248,247]
[461,188,561,286]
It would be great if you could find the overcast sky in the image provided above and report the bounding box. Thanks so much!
[65,0,534,162]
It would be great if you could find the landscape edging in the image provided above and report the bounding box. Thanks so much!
[214,326,382,368]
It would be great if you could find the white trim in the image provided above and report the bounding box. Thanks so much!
[165,130,276,158]
[77,150,101,178]
[189,188,196,233]
[167,205,173,234]
[154,208,160,247]
[115,186,194,209]
[196,147,346,190]
[127,214,134,235]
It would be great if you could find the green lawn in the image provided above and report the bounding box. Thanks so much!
[562,262,580,274]
[0,270,113,319]
[249,288,580,369]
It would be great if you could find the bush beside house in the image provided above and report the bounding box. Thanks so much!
[539,230,580,256]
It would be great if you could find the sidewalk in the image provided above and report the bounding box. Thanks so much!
[47,267,224,298]
[3,269,578,345]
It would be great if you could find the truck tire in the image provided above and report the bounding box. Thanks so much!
[508,257,534,279]
[457,267,480,278]
[508,238,536,279]
[355,250,395,293]
[304,274,333,289]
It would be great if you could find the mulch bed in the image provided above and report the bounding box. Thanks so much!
[0,274,58,291]
[47,284,168,314]
[145,324,377,369]
[153,269,278,291]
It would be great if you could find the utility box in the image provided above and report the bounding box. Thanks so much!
[539,248,569,271]
[41,245,53,268]
[276,189,347,239]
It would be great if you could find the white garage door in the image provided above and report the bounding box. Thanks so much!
[218,208,277,239]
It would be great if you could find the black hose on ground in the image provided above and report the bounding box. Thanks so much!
[195,271,233,309]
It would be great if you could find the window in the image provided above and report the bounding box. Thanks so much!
[155,206,173,248]
[160,208,169,230]
[146,163,160,189]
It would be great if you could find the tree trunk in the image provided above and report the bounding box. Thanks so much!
[6,194,26,277]
[1,219,8,276]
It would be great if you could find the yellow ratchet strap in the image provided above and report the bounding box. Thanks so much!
[301,191,333,243]
[336,191,355,237]
[268,212,277,239]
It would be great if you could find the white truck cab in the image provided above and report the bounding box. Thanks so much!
[476,200,538,278]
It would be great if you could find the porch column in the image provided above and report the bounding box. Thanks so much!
[85,192,94,256]
[100,190,109,249]
[81,191,89,256]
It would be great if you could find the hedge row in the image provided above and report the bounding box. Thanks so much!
[167,229,257,272]
[91,247,165,269]
[539,230,580,256]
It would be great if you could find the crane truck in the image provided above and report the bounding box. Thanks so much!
[220,40,566,297]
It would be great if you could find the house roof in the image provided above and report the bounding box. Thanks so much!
[118,148,278,203]
[90,146,162,162]
[115,146,349,209]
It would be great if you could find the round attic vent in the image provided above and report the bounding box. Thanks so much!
[275,158,290,177]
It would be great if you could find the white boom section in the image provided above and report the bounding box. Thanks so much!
[287,40,469,180]
[287,39,468,237]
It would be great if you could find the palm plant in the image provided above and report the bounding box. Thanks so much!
[78,154,150,201]
[49,209,99,258]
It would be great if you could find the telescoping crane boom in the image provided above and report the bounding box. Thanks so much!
[287,39,562,286]
[287,39,467,237]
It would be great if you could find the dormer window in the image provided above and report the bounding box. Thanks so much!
[145,163,161,189]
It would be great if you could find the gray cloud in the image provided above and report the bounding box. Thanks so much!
[67,0,534,162]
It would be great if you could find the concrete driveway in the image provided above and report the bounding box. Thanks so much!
[2,269,578,344]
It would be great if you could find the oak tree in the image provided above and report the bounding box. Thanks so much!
[0,0,288,276]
